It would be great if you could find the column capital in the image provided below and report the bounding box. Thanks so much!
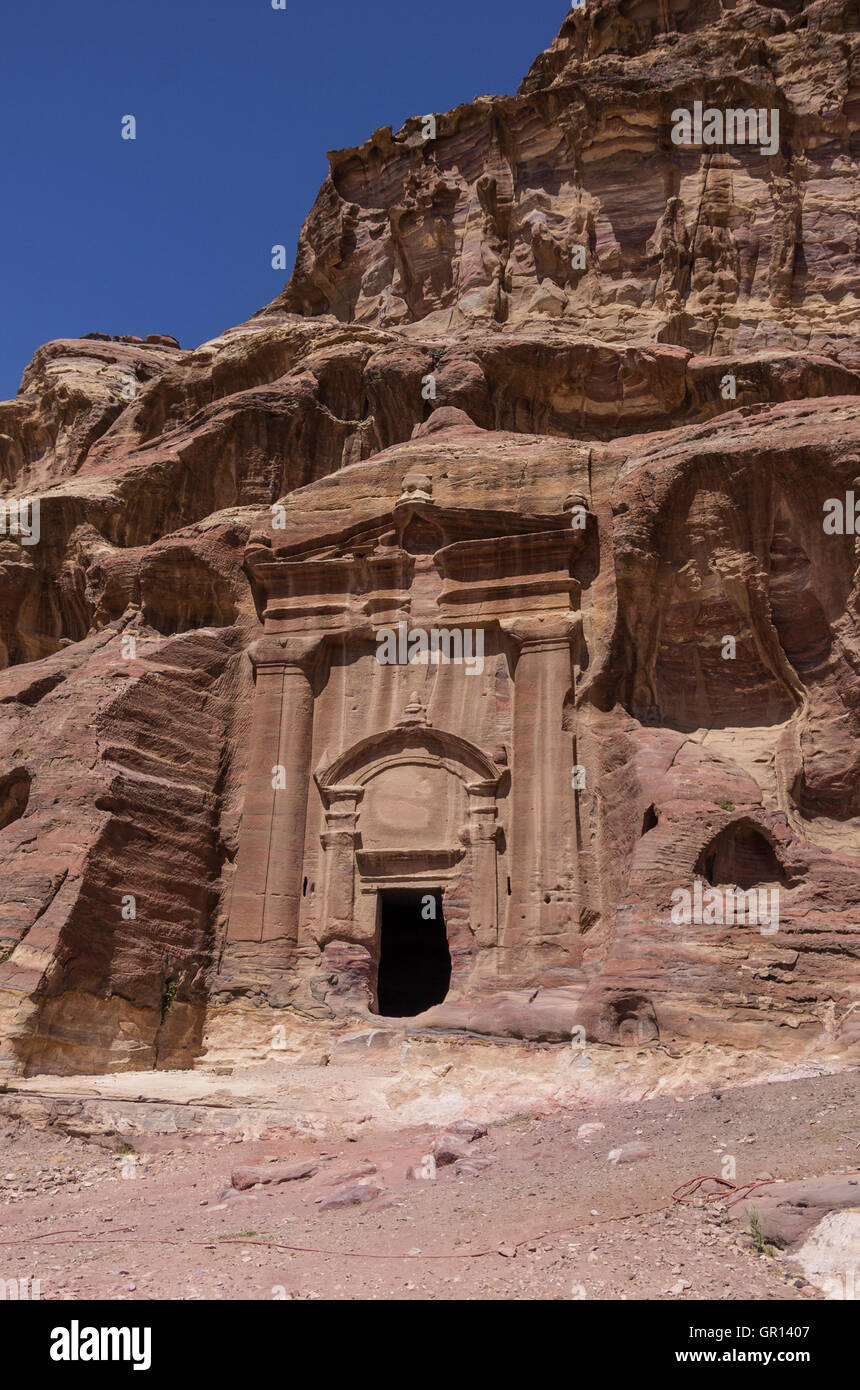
[499,612,579,652]
[317,783,365,814]
[247,633,322,671]
[463,800,502,846]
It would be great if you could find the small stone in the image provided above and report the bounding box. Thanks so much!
[577,1122,606,1141]
[448,1120,488,1141]
[607,1143,653,1165]
[431,1135,471,1166]
[452,1158,492,1177]
[315,1182,382,1211]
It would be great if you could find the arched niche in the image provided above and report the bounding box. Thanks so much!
[695,819,788,890]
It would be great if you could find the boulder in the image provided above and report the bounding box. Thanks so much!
[231,1160,317,1190]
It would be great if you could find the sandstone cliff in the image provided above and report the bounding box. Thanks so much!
[0,0,858,1074]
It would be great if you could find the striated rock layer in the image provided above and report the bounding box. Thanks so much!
[0,0,859,1075]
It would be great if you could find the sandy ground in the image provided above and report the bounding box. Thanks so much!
[1,1067,857,1300]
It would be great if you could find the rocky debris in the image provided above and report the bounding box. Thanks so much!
[230,1159,317,1190]
[0,1070,853,1299]
[314,1181,383,1211]
[323,1160,377,1185]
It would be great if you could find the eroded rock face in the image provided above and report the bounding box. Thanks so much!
[277,0,860,366]
[0,0,859,1075]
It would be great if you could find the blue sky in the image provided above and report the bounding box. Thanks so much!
[0,0,568,400]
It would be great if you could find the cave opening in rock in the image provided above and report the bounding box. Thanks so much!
[375,888,450,1018]
[696,820,787,890]
[0,768,30,831]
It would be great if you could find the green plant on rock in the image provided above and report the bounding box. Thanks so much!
[747,1209,767,1254]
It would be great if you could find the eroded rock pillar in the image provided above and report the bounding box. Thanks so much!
[229,635,319,951]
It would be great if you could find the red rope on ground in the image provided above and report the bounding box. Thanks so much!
[671,1175,778,1208]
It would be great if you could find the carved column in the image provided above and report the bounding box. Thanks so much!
[229,635,320,950]
[500,614,579,971]
[465,782,500,952]
[317,785,364,945]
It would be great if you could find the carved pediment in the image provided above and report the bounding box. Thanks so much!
[316,723,501,792]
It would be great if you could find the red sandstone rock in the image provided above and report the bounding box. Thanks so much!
[430,1135,472,1167]
[323,1160,377,1185]
[314,1182,382,1211]
[452,1157,492,1177]
[230,1160,317,1190]
[448,1120,487,1141]
[729,1176,860,1249]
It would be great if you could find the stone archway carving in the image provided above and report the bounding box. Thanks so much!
[313,712,504,968]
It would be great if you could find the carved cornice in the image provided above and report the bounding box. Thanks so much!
[355,847,464,878]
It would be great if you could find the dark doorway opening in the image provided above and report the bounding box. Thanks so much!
[376,888,450,1018]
